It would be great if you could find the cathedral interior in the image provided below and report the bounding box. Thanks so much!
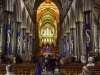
[0,0,100,63]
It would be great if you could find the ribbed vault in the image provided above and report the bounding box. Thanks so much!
[37,0,59,48]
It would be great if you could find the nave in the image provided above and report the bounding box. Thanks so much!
[0,0,100,75]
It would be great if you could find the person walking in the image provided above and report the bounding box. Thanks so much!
[44,60,48,74]
[35,63,42,75]
[49,54,56,75]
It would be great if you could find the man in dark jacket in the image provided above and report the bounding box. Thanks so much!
[49,55,56,75]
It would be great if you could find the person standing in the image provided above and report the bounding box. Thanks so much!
[56,55,61,71]
[44,60,48,74]
[35,63,42,75]
[49,54,56,75]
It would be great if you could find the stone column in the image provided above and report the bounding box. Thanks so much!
[59,39,64,56]
[97,24,100,53]
[28,36,32,60]
[13,22,21,56]
[25,33,28,59]
[70,28,77,58]
[84,11,94,62]
[76,22,80,60]
[20,29,26,58]
[32,38,35,54]
[73,28,77,59]
[2,12,6,54]
[70,28,74,54]
[64,36,66,55]
[0,19,3,52]
[79,22,86,63]
[66,33,70,56]
[2,12,12,55]
[0,16,3,63]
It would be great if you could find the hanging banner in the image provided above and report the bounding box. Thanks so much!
[17,32,20,54]
[7,24,11,55]
[67,39,69,55]
[71,36,74,54]
[30,41,32,52]
[85,24,91,53]
[22,36,26,54]
[27,39,30,53]
[64,42,66,55]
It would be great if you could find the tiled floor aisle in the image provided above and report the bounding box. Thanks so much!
[42,71,63,75]
[42,69,63,75]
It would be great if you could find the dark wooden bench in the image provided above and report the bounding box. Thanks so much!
[0,63,36,75]
[61,63,100,75]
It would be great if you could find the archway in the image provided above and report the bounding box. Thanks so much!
[37,0,60,55]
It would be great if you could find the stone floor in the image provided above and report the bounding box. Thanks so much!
[42,71,63,75]
[42,69,63,75]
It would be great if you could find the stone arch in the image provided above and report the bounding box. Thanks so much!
[75,0,83,22]
[34,0,62,14]
[37,9,59,23]
[14,0,22,22]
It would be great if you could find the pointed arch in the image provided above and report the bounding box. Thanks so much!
[37,9,59,22]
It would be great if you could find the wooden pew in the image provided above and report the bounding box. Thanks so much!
[61,63,100,75]
[0,63,36,75]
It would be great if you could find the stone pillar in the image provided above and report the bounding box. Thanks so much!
[25,33,28,60]
[66,33,70,56]
[70,28,77,59]
[97,24,100,53]
[79,22,86,63]
[84,11,94,62]
[76,22,80,60]
[13,22,21,57]
[70,28,74,55]
[28,36,32,60]
[73,29,77,59]
[20,29,26,58]
[64,36,66,55]
[59,39,64,56]
[32,39,35,53]
[2,12,12,55]
[0,18,3,53]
